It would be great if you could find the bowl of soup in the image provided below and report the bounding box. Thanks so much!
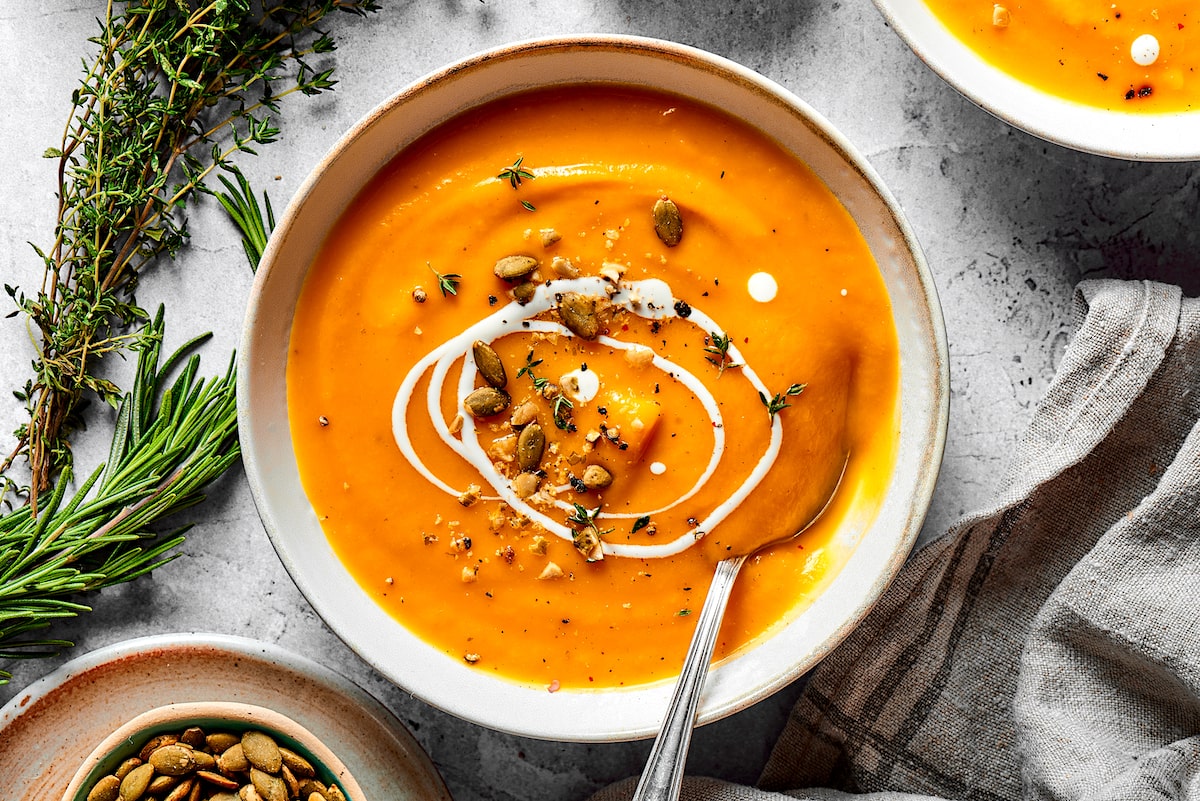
[875,0,1200,159]
[239,35,948,741]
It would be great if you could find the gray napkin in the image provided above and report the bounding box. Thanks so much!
[593,278,1200,801]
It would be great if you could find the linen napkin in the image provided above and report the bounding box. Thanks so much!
[592,278,1200,801]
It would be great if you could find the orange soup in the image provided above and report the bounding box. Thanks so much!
[287,85,900,689]
[926,0,1199,110]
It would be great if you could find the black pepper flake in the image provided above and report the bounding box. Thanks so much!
[570,476,588,492]
[650,321,662,334]
[562,618,571,624]
[654,383,660,394]
[1139,85,1153,97]
[581,363,588,371]
[673,299,692,318]
[618,442,629,450]
[598,406,608,416]
[1125,89,1136,100]
[701,291,709,297]
[488,294,498,305]
[1098,72,1109,81]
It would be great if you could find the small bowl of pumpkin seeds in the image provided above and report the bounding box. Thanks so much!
[61,701,365,801]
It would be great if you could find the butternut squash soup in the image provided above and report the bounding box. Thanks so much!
[925,0,1200,110]
[287,85,900,689]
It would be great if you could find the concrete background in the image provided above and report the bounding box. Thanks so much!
[1,2,1197,800]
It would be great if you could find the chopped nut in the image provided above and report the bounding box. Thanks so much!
[992,4,1010,26]
[528,536,549,555]
[510,402,539,427]
[461,566,478,583]
[488,434,517,463]
[599,261,627,283]
[457,483,482,507]
[464,652,481,664]
[551,256,580,278]
[448,414,464,435]
[624,346,654,367]
[582,464,613,489]
[412,286,428,303]
[513,472,541,498]
[537,561,565,580]
[585,429,603,443]
[540,228,562,247]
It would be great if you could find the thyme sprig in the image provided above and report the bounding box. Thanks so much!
[760,383,807,420]
[0,309,239,682]
[5,0,378,505]
[517,351,549,391]
[704,331,741,377]
[498,156,534,189]
[428,264,462,297]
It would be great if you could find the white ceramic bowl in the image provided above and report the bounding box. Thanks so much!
[62,701,365,801]
[874,0,1200,160]
[239,35,949,742]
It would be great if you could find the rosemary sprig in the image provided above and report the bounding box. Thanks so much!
[704,331,741,377]
[213,167,276,272]
[5,0,378,505]
[498,156,534,189]
[760,383,807,420]
[428,264,462,297]
[0,309,239,682]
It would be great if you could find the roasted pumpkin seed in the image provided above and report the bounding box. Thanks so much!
[653,196,683,246]
[464,386,511,418]
[472,340,507,388]
[512,281,537,304]
[571,524,605,562]
[558,292,600,339]
[151,744,199,776]
[517,424,546,472]
[87,775,121,801]
[493,254,538,281]
[119,762,155,801]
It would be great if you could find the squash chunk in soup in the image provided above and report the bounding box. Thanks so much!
[287,85,900,688]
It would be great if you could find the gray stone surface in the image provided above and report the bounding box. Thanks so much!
[1,3,1197,801]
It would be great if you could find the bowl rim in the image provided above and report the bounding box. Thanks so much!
[60,700,366,801]
[872,0,1200,161]
[238,33,949,741]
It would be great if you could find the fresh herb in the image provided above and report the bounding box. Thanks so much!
[5,0,378,505]
[516,351,549,390]
[0,310,239,682]
[213,168,276,272]
[498,156,535,189]
[551,393,574,431]
[428,263,462,297]
[521,199,537,212]
[567,503,601,527]
[676,609,692,617]
[759,383,807,419]
[704,331,741,377]
[631,515,651,534]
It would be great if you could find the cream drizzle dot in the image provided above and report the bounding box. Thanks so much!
[650,461,667,475]
[1131,33,1160,66]
[747,272,778,302]
[840,288,848,297]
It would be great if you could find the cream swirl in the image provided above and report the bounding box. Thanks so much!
[392,277,783,558]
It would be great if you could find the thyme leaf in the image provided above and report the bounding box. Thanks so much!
[428,264,462,297]
[759,383,807,420]
[703,331,741,377]
[498,156,535,189]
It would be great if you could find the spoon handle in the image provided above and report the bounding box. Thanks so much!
[631,554,749,801]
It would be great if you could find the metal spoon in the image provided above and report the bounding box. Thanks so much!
[630,454,850,801]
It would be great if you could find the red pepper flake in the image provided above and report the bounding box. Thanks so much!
[1179,22,1185,29]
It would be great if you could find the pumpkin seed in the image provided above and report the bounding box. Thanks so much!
[115,758,143,781]
[119,762,155,801]
[472,341,507,388]
[493,254,538,281]
[140,734,178,762]
[206,733,240,754]
[242,731,282,773]
[217,742,249,773]
[517,424,546,472]
[653,196,683,246]
[464,386,511,418]
[164,779,196,801]
[512,281,537,304]
[180,727,207,749]
[151,743,199,776]
[558,293,600,339]
[279,748,315,779]
[87,775,121,801]
[251,768,288,801]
